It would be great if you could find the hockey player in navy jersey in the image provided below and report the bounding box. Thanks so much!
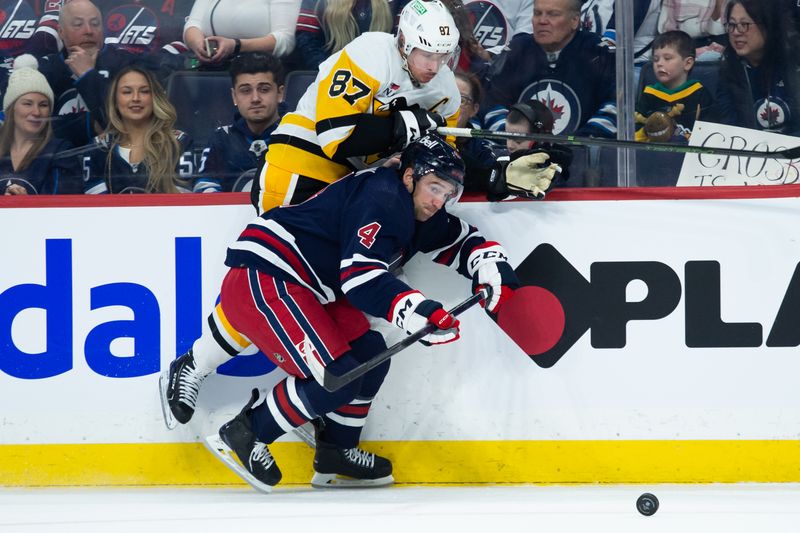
[162,134,520,491]
[193,53,285,193]
[158,0,466,437]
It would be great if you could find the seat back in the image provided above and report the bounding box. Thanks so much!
[283,70,317,113]
[166,70,235,149]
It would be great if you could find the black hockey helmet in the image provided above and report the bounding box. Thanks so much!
[400,133,465,206]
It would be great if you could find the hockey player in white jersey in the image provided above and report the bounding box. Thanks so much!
[159,0,467,435]
[251,0,463,214]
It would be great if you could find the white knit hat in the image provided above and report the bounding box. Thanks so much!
[3,54,55,113]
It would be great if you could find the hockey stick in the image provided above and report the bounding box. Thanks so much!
[438,126,800,160]
[322,288,490,392]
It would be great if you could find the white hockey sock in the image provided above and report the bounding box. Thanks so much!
[192,304,252,373]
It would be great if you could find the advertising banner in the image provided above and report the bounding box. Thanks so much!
[2,189,800,485]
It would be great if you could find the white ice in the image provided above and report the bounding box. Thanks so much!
[3,484,800,532]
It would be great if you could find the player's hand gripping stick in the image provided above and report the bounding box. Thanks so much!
[322,287,491,392]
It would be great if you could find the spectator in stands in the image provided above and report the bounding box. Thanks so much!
[441,0,491,76]
[183,0,301,64]
[455,71,483,129]
[658,0,728,61]
[94,0,193,56]
[482,0,617,138]
[504,98,554,153]
[37,0,182,148]
[635,30,714,143]
[716,0,800,134]
[0,55,81,195]
[0,0,61,85]
[84,66,193,194]
[295,0,397,70]
[462,0,533,56]
[194,53,285,193]
[455,71,495,193]
[484,98,571,198]
[579,0,660,64]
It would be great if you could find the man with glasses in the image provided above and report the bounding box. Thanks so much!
[483,0,617,138]
[193,53,285,193]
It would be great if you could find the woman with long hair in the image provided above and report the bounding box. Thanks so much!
[295,0,395,69]
[84,66,193,194]
[0,55,81,195]
[715,0,800,133]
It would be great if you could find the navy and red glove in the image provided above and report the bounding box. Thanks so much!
[389,291,460,346]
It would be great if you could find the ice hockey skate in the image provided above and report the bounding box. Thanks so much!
[158,350,211,429]
[204,389,282,494]
[311,439,394,488]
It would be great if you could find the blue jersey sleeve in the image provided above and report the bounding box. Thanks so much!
[338,175,417,319]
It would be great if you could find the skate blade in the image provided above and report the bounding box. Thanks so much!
[292,422,316,448]
[310,472,394,489]
[158,371,177,430]
[203,435,274,494]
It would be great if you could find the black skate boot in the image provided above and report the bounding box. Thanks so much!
[204,388,282,494]
[158,350,211,429]
[311,438,394,488]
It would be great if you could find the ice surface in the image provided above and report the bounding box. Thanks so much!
[2,484,800,532]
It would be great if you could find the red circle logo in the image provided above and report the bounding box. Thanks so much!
[107,13,126,32]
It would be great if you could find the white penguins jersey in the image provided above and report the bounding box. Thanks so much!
[266,31,461,182]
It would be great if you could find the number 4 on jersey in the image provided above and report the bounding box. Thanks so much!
[357,222,382,248]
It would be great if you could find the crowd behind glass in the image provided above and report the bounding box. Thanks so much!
[1,0,798,195]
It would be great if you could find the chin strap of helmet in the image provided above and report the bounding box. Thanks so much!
[397,34,422,88]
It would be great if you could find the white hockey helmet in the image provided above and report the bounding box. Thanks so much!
[396,0,460,58]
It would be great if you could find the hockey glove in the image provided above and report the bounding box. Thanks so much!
[389,291,460,346]
[505,151,562,199]
[487,148,567,201]
[392,108,446,151]
[467,242,520,314]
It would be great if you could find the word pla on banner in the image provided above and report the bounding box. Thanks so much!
[677,121,800,186]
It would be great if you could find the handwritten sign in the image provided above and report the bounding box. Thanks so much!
[676,121,800,186]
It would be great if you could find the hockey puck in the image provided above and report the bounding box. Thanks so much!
[636,493,659,516]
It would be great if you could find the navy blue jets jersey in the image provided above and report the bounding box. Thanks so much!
[83,130,193,193]
[96,0,193,54]
[0,137,82,194]
[484,30,617,137]
[194,116,279,193]
[0,0,61,92]
[225,167,489,321]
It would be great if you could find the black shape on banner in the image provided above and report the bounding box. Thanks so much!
[513,243,593,368]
